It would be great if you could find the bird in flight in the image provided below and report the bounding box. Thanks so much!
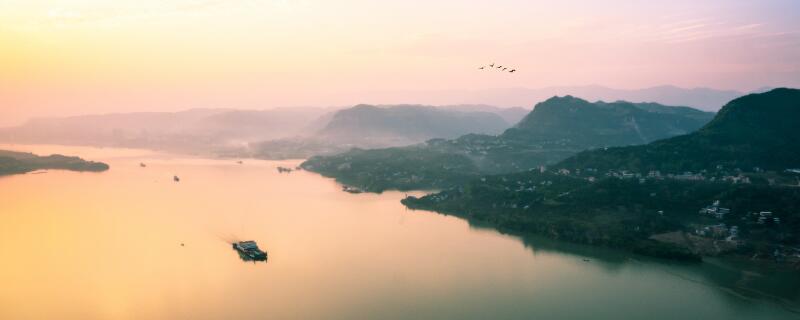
[479,62,517,73]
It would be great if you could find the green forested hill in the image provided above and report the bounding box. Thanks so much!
[402,89,800,262]
[302,98,714,192]
[558,88,800,172]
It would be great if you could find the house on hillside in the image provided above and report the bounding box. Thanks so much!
[699,201,730,219]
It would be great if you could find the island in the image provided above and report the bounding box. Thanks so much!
[0,150,110,176]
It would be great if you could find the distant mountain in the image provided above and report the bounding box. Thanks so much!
[318,104,509,142]
[0,107,333,154]
[198,107,335,140]
[559,88,800,172]
[0,150,109,175]
[251,104,514,159]
[373,85,744,112]
[505,96,714,147]
[437,104,529,125]
[301,98,714,192]
[465,85,743,112]
[1,103,521,159]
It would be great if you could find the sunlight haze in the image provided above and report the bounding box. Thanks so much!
[1,0,799,124]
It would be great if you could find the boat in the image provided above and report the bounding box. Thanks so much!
[277,166,293,173]
[342,185,363,194]
[232,241,268,261]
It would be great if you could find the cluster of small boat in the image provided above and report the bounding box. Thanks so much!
[277,166,294,173]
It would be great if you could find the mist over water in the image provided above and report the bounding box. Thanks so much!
[0,145,797,320]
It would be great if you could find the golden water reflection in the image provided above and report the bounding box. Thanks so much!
[0,145,797,320]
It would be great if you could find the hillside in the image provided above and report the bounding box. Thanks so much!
[558,88,800,172]
[302,98,714,192]
[0,150,109,176]
[402,88,800,262]
[403,170,800,261]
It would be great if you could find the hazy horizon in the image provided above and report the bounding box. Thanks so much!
[0,84,750,126]
[2,0,799,125]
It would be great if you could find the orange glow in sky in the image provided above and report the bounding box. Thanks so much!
[1,0,799,124]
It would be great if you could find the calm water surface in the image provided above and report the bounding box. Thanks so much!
[0,145,798,320]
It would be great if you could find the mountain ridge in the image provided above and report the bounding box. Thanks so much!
[301,98,715,192]
[558,88,800,172]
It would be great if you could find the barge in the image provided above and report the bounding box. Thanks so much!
[232,240,268,261]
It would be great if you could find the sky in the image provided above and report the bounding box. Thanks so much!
[1,0,799,125]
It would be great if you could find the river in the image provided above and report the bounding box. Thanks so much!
[0,145,797,320]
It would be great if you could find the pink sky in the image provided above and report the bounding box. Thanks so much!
[1,0,799,125]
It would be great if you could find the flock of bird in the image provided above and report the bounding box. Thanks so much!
[479,63,516,73]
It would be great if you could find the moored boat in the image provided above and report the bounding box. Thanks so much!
[342,185,363,194]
